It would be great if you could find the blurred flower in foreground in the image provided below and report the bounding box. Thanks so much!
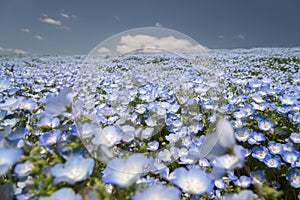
[132,185,180,200]
[0,97,21,111]
[40,188,82,200]
[14,160,34,178]
[222,190,257,200]
[44,88,73,116]
[0,78,10,92]
[197,118,246,179]
[170,167,214,195]
[51,155,94,184]
[198,118,235,159]
[102,154,152,188]
[0,148,22,175]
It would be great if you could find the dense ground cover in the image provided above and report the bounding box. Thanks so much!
[0,48,299,199]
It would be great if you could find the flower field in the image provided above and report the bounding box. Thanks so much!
[0,48,299,200]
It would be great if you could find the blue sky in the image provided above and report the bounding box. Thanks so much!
[1,0,300,55]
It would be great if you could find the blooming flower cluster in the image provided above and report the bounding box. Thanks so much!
[0,48,299,200]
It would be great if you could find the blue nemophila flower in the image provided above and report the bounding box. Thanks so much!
[0,148,22,175]
[234,175,253,188]
[37,116,60,128]
[208,113,217,123]
[102,154,152,188]
[289,112,300,124]
[241,105,254,116]
[19,98,37,111]
[280,95,297,106]
[141,127,155,140]
[131,185,180,200]
[258,118,274,131]
[14,160,34,178]
[232,118,246,129]
[0,97,21,111]
[135,104,146,114]
[268,141,283,155]
[51,155,94,184]
[251,102,267,111]
[290,132,300,144]
[121,125,135,143]
[179,147,200,164]
[251,94,265,104]
[235,127,251,142]
[157,149,173,162]
[145,116,157,127]
[39,130,61,146]
[149,103,167,117]
[147,140,159,151]
[264,155,281,168]
[234,110,248,119]
[92,125,123,147]
[276,105,291,114]
[214,179,225,189]
[6,126,28,141]
[286,169,300,188]
[252,146,269,162]
[282,142,295,152]
[282,150,299,166]
[292,157,300,168]
[171,167,214,195]
[97,106,118,117]
[222,190,258,200]
[165,133,179,144]
[44,87,73,116]
[189,122,203,133]
[248,132,266,145]
[39,188,82,200]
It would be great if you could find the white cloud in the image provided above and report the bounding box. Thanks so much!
[97,47,110,53]
[116,34,207,54]
[40,16,62,26]
[20,28,30,33]
[218,35,224,39]
[114,16,120,21]
[61,11,76,19]
[35,35,44,40]
[61,12,70,19]
[155,22,163,27]
[0,46,28,54]
[14,49,28,54]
